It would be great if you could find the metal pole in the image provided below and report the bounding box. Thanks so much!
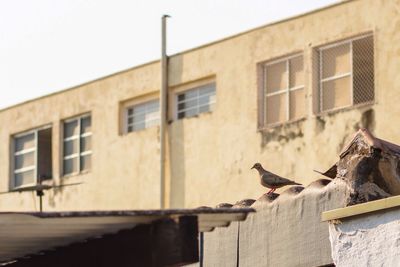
[39,193,43,212]
[160,15,169,209]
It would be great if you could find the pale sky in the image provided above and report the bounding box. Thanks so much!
[0,0,338,110]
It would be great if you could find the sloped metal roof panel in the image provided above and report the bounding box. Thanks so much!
[0,208,253,263]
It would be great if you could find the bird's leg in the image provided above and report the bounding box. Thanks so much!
[267,188,273,194]
[270,188,276,194]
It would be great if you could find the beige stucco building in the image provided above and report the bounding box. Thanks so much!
[0,0,399,211]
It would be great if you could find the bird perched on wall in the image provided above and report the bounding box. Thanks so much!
[251,163,302,194]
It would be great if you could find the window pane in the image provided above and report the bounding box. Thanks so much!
[177,93,186,102]
[321,43,351,79]
[37,128,53,181]
[64,157,78,175]
[266,93,287,125]
[64,120,78,138]
[126,101,160,132]
[64,139,78,156]
[199,94,213,107]
[178,99,197,111]
[289,56,304,88]
[198,84,215,96]
[15,170,35,187]
[146,101,159,112]
[177,84,216,119]
[184,108,198,118]
[266,61,287,94]
[132,112,146,125]
[209,94,216,106]
[80,154,91,171]
[15,133,35,152]
[322,76,351,111]
[178,107,198,119]
[199,105,211,113]
[133,104,146,114]
[81,116,92,134]
[179,90,197,101]
[81,136,91,152]
[15,151,35,170]
[145,111,159,122]
[144,110,160,128]
[289,89,305,120]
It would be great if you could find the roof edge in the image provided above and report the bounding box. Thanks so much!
[171,0,350,57]
[0,0,351,113]
[0,59,160,113]
[321,194,400,222]
[0,207,255,218]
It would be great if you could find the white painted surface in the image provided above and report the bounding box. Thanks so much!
[329,208,400,267]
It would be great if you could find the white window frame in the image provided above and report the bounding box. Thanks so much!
[175,83,216,120]
[125,100,160,133]
[62,114,92,177]
[11,125,51,189]
[262,53,304,126]
[318,33,373,113]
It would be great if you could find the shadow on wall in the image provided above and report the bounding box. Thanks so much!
[168,54,186,208]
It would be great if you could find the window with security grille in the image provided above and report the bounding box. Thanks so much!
[318,34,374,112]
[13,127,52,188]
[262,54,305,126]
[176,83,216,119]
[63,115,92,176]
[126,100,160,132]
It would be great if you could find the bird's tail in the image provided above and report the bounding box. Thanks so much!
[292,182,302,185]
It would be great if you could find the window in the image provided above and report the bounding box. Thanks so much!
[12,127,52,188]
[63,115,92,176]
[126,100,160,132]
[318,34,374,112]
[176,83,216,119]
[261,54,305,126]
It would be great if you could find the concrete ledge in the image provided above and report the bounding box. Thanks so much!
[322,195,400,222]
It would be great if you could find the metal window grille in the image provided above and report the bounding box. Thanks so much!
[176,83,216,119]
[318,34,374,113]
[126,100,160,132]
[63,115,92,176]
[263,54,305,126]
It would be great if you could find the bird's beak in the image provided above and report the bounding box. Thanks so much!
[251,166,255,170]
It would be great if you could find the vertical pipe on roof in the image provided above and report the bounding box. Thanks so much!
[160,15,169,209]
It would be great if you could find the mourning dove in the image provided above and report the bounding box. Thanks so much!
[251,163,302,194]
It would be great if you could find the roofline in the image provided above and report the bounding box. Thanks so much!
[321,194,400,222]
[0,59,160,113]
[0,0,351,113]
[0,207,255,218]
[171,0,350,57]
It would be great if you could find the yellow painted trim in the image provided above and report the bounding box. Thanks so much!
[321,195,400,222]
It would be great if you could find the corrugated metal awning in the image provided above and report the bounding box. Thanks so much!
[0,208,253,263]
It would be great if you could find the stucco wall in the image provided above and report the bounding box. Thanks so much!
[329,208,400,266]
[0,0,400,210]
